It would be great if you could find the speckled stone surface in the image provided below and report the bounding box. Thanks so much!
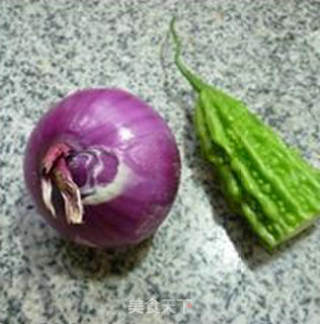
[1,0,320,323]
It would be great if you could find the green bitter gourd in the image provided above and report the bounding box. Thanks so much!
[170,18,320,249]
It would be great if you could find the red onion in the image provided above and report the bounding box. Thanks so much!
[24,89,180,248]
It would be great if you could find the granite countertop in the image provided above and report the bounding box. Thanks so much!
[1,1,320,323]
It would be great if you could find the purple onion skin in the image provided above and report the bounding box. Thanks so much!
[24,88,180,248]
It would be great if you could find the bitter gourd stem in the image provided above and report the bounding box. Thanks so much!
[170,17,208,93]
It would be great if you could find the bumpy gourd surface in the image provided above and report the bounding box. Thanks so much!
[196,87,320,249]
[170,18,320,249]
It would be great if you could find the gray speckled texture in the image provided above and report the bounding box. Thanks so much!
[1,0,320,323]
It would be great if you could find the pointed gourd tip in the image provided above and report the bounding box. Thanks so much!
[168,18,207,93]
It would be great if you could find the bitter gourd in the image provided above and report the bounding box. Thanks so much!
[170,18,320,249]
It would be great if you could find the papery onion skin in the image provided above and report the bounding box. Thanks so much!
[24,88,180,248]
